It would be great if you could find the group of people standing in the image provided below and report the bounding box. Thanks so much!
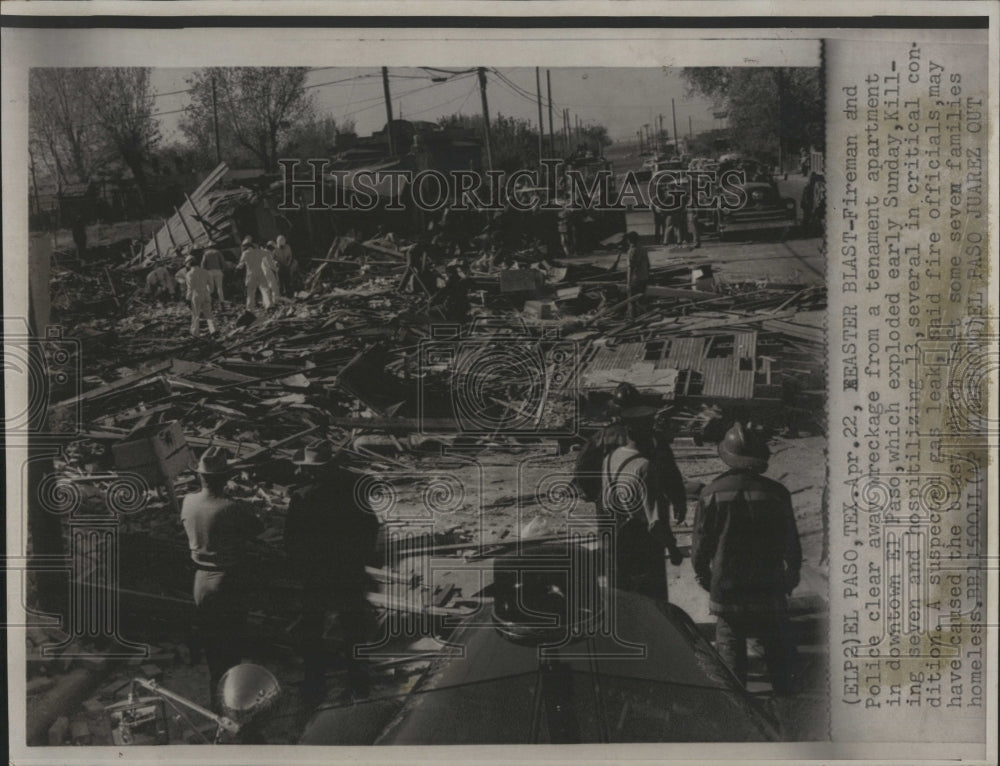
[576,382,803,695]
[653,190,701,248]
[180,439,381,712]
[141,233,300,338]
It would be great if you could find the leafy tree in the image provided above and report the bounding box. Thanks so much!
[580,124,612,150]
[28,69,105,186]
[682,67,823,161]
[182,67,314,171]
[439,112,544,172]
[82,67,160,201]
[282,114,355,161]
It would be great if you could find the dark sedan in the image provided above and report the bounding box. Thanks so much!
[299,539,781,744]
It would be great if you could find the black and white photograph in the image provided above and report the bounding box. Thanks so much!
[18,57,828,745]
[3,6,995,764]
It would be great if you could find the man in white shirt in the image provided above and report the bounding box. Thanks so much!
[236,235,273,311]
[184,255,217,337]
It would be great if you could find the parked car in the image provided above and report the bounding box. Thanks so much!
[716,180,797,238]
[298,538,782,745]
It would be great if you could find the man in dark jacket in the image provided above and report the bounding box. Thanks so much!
[692,422,801,694]
[284,439,381,706]
[180,447,263,707]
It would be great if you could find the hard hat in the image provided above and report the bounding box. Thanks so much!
[717,422,770,473]
[612,382,641,409]
[217,663,281,727]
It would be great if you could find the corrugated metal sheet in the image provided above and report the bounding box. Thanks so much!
[702,332,757,398]
[660,338,705,371]
[580,331,758,399]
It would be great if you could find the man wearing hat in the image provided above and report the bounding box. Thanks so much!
[577,384,686,545]
[181,447,263,706]
[600,405,684,600]
[235,235,273,311]
[284,439,381,705]
[692,422,801,694]
[183,254,218,337]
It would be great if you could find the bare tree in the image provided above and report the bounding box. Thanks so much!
[28,69,104,186]
[83,67,160,201]
[184,67,314,170]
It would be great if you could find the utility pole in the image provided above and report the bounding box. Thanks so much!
[563,108,570,154]
[658,114,664,152]
[478,67,493,171]
[775,68,785,174]
[671,99,679,157]
[689,115,693,141]
[29,148,41,217]
[575,114,581,148]
[535,67,545,164]
[211,74,222,163]
[381,67,395,156]
[546,69,555,156]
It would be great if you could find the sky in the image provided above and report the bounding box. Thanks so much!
[149,67,723,146]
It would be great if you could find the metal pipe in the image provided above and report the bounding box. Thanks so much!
[134,678,239,734]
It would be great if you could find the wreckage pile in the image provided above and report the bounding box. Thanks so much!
[31,188,827,742]
[44,217,825,593]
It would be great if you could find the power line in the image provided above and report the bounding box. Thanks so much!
[405,79,479,119]
[340,72,476,120]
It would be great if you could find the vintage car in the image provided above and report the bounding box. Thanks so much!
[716,179,797,238]
[297,538,782,745]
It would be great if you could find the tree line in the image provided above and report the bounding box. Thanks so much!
[28,65,612,221]
[682,67,823,163]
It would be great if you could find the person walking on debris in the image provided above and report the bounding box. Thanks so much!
[236,236,273,312]
[143,264,177,303]
[600,405,684,600]
[263,242,282,303]
[692,422,801,694]
[198,246,227,303]
[611,231,649,320]
[180,447,263,708]
[184,255,218,337]
[272,235,297,297]
[284,439,381,705]
[430,259,471,323]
